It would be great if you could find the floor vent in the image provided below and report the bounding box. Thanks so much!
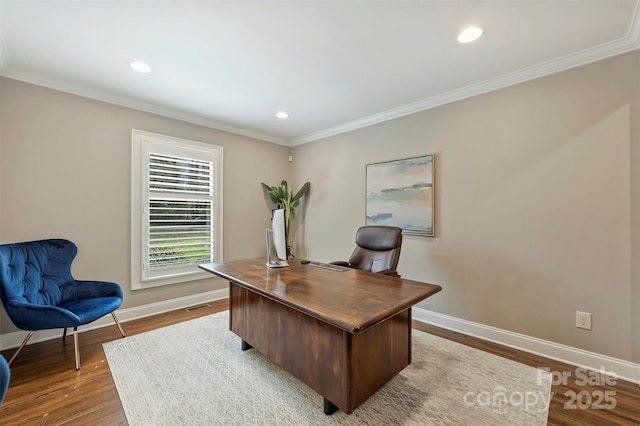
[185,304,211,312]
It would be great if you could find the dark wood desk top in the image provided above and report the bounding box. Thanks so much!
[200,257,441,333]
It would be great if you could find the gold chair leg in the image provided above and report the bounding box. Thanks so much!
[112,311,125,337]
[8,330,36,365]
[10,315,123,371]
[73,327,80,370]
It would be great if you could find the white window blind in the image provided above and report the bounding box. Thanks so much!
[148,154,214,270]
[131,130,223,290]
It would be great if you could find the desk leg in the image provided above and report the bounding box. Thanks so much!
[241,340,253,351]
[324,398,339,415]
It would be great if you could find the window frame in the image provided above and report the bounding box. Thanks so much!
[131,129,223,290]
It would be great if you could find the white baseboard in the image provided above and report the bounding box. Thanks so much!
[3,292,637,386]
[0,288,229,352]
[413,307,640,385]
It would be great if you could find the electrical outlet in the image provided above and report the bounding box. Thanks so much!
[576,311,592,330]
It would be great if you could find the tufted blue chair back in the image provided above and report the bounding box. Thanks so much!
[1,239,125,370]
[0,239,80,308]
[1,238,124,334]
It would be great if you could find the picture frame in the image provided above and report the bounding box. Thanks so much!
[366,154,434,236]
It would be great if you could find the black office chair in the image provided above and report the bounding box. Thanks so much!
[331,226,403,277]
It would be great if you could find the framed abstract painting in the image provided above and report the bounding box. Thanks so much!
[366,154,434,236]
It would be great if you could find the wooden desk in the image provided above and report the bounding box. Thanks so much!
[199,258,441,414]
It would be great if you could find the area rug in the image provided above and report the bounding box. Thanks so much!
[103,311,551,425]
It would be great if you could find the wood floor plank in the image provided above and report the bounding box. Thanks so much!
[412,321,640,426]
[1,298,638,425]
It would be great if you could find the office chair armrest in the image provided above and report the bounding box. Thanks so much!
[329,261,350,267]
[376,269,400,278]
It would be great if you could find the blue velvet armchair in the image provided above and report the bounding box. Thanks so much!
[0,239,125,370]
[0,355,9,406]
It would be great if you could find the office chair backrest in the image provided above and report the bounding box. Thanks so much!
[348,226,403,274]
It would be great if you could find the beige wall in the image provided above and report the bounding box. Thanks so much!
[631,52,640,364]
[0,78,3,244]
[292,50,640,363]
[0,78,291,334]
[2,51,639,364]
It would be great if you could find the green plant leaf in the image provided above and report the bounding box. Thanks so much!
[292,181,310,203]
[275,185,285,202]
[260,180,311,250]
[261,182,280,204]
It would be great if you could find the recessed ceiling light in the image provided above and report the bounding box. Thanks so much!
[457,26,484,44]
[129,61,152,73]
[276,111,289,119]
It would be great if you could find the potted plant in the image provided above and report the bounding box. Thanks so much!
[261,180,310,256]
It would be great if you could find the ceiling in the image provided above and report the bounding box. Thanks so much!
[1,1,639,146]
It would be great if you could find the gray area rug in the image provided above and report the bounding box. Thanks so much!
[103,311,551,425]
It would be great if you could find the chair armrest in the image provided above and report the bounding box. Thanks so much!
[4,301,79,330]
[76,280,124,300]
[329,261,350,267]
[376,269,401,278]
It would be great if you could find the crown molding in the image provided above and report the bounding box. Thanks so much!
[292,4,640,146]
[2,3,638,148]
[0,71,289,146]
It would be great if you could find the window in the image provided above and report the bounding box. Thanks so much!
[131,130,223,289]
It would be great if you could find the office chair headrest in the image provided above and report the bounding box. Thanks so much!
[355,226,402,251]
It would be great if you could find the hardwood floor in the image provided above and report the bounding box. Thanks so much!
[1,299,638,425]
[413,322,640,426]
